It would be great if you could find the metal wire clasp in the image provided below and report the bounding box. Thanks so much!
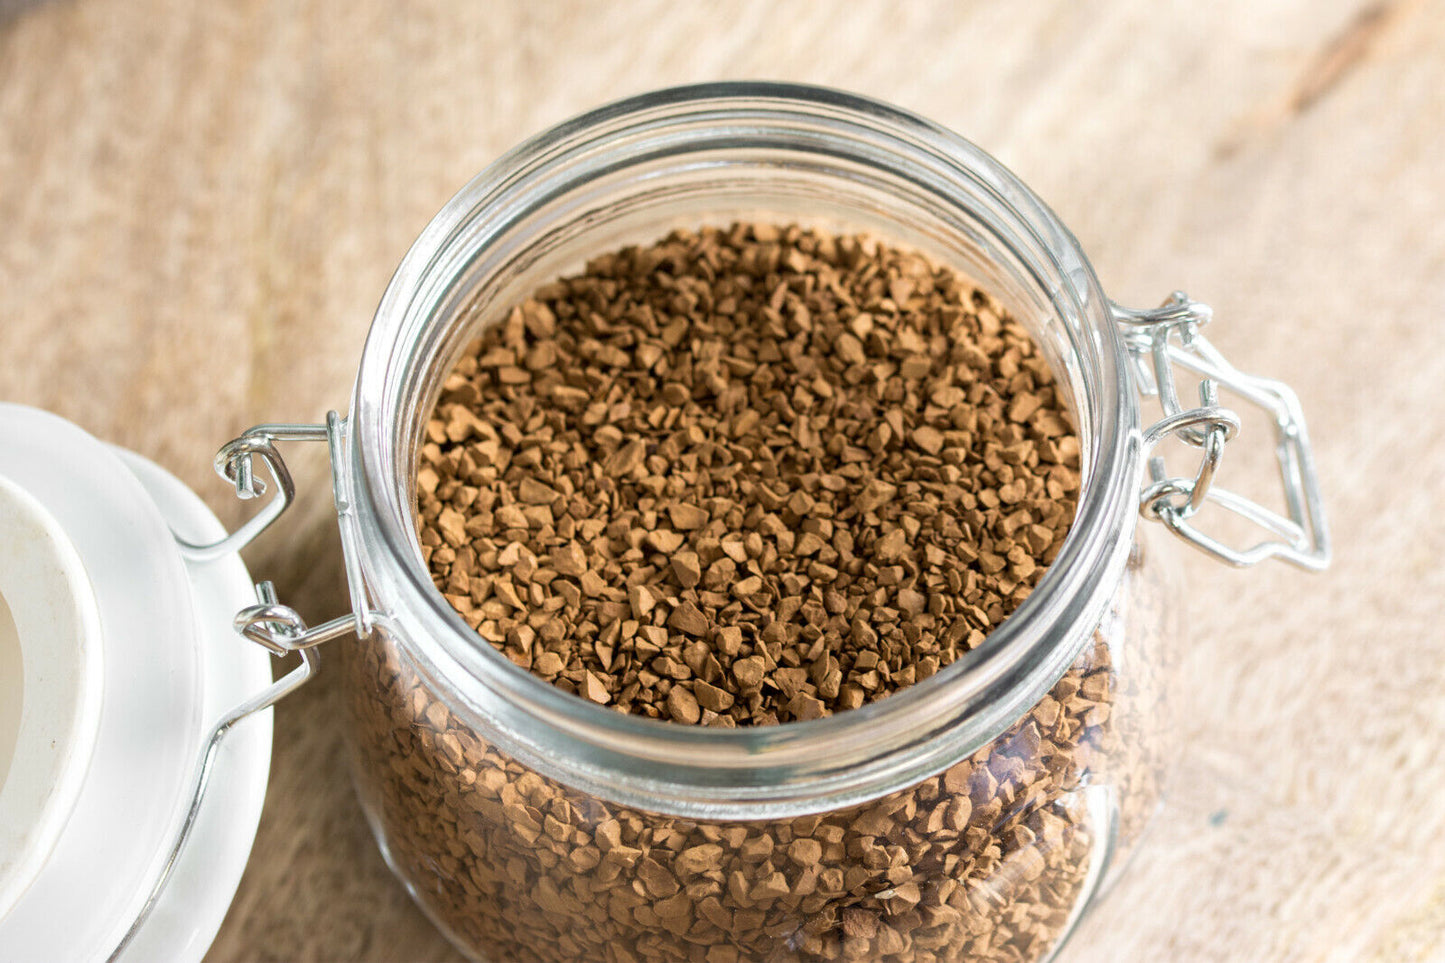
[117,412,363,960]
[177,410,372,649]
[1115,293,1330,570]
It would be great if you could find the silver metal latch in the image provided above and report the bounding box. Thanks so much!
[1115,293,1330,570]
[177,410,372,649]
[116,411,364,961]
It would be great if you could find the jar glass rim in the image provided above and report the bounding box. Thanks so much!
[347,82,1140,816]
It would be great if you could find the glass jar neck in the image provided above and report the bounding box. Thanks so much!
[347,82,1141,819]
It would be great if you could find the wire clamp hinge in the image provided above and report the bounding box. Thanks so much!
[1115,292,1329,569]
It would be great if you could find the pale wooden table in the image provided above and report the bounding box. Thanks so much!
[2,1,1442,960]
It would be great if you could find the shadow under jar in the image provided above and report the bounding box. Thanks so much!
[285,84,1328,963]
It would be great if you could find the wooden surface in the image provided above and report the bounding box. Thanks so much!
[2,1,1442,960]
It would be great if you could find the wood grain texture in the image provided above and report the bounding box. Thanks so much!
[1,1,1441,960]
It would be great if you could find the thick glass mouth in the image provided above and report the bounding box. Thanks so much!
[349,82,1140,818]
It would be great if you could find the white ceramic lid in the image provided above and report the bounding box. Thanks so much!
[0,404,273,963]
[0,473,104,918]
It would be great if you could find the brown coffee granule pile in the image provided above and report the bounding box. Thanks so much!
[416,224,1080,724]
[340,547,1171,963]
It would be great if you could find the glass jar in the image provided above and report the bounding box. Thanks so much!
[214,83,1328,963]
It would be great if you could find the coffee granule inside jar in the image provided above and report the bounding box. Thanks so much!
[416,224,1080,724]
[352,231,1165,961]
[341,575,1169,963]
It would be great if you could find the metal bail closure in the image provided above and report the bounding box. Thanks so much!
[113,411,364,961]
[1114,293,1330,570]
[180,411,373,651]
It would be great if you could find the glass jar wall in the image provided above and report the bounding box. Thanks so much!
[340,537,1172,963]
[335,84,1176,963]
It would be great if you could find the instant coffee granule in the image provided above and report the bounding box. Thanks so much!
[415,225,1080,725]
[340,224,1170,962]
[341,555,1168,963]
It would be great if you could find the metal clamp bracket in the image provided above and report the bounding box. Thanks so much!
[116,411,363,960]
[178,410,372,649]
[1115,293,1330,570]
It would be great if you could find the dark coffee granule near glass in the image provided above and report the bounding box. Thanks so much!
[415,224,1080,724]
[367,225,1154,963]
